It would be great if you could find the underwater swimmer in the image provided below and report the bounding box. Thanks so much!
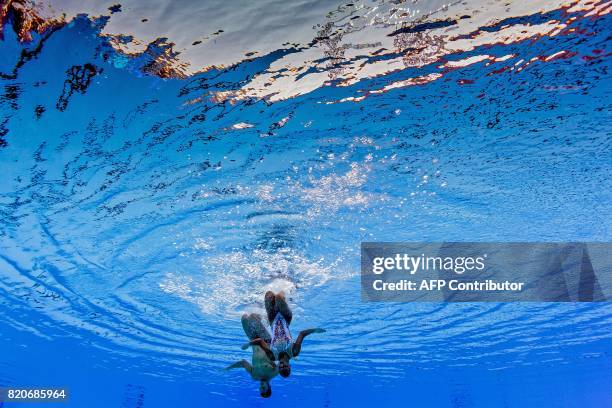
[227,313,277,398]
[242,291,325,378]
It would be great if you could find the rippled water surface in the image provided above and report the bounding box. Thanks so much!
[0,0,611,406]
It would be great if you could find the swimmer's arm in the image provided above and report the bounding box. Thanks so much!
[225,359,252,374]
[245,338,276,361]
[292,328,326,357]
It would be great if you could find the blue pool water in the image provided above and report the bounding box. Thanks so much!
[0,1,611,407]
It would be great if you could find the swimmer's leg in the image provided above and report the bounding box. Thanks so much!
[264,291,276,325]
[242,313,271,342]
[252,313,272,343]
[275,292,292,325]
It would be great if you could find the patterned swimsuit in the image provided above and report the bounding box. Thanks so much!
[270,313,293,360]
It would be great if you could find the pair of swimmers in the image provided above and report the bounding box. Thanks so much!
[226,291,325,398]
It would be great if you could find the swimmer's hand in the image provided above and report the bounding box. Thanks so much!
[313,328,326,334]
[243,338,275,361]
[226,360,252,374]
[242,338,269,350]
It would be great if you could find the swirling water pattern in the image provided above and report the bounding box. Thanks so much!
[0,1,611,406]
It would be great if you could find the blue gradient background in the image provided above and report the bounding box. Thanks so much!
[0,2,611,407]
